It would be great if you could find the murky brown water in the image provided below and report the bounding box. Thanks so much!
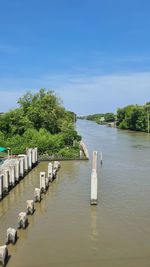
[1,119,150,267]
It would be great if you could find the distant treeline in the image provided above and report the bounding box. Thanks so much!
[117,103,150,132]
[78,102,150,132]
[78,113,116,124]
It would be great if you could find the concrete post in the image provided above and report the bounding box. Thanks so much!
[6,228,17,245]
[19,158,24,178]
[9,165,15,187]
[91,151,98,205]
[2,169,9,194]
[18,155,28,172]
[34,147,38,164]
[32,149,36,165]
[34,188,41,202]
[24,155,28,172]
[48,162,53,182]
[15,160,20,182]
[17,212,28,229]
[26,200,34,215]
[27,148,32,170]
[92,151,97,171]
[91,170,98,205]
[40,172,46,193]
[0,245,8,266]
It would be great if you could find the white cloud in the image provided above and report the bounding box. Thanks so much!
[0,71,150,114]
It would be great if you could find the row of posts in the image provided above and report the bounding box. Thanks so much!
[0,148,38,201]
[0,160,61,266]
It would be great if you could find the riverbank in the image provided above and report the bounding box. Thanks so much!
[39,141,89,161]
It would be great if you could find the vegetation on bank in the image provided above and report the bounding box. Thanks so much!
[0,89,81,158]
[78,113,116,124]
[80,102,150,133]
[117,102,150,132]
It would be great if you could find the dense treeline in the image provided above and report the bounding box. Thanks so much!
[0,89,81,157]
[117,103,150,132]
[78,113,116,124]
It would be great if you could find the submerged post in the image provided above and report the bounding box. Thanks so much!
[91,151,98,205]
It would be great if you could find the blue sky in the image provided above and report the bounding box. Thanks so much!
[0,0,150,115]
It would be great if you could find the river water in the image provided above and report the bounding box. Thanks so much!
[0,119,150,267]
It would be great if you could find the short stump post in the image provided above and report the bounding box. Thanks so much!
[6,228,17,245]
[0,245,8,266]
[17,212,28,229]
[26,200,34,215]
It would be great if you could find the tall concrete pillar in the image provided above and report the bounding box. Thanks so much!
[19,158,24,178]
[27,149,32,170]
[91,151,98,205]
[9,165,15,187]
[3,169,9,194]
[15,160,20,182]
[35,147,38,164]
[92,151,97,171]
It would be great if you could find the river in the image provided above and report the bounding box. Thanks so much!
[0,119,150,267]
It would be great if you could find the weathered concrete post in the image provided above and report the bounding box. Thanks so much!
[9,165,15,187]
[48,162,53,182]
[0,174,3,200]
[40,172,46,193]
[19,158,24,178]
[27,148,32,170]
[91,151,98,205]
[18,155,28,173]
[17,212,28,229]
[32,149,36,166]
[34,147,38,164]
[53,161,60,171]
[2,169,9,195]
[0,245,8,266]
[26,200,34,215]
[6,228,17,245]
[92,151,97,170]
[34,188,41,202]
[15,160,20,183]
[24,155,29,172]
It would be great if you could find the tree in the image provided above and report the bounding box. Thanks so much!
[0,89,80,157]
[104,113,115,122]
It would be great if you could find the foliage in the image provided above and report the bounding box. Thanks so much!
[104,113,115,122]
[79,113,116,124]
[117,103,150,132]
[0,89,81,157]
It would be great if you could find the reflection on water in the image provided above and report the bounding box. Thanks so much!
[90,207,98,252]
[0,120,150,266]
